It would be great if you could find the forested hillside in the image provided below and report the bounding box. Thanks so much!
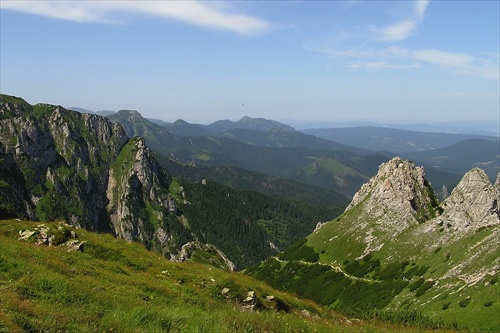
[178,179,341,268]
[155,154,350,207]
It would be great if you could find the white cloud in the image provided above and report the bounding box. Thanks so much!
[413,49,472,68]
[310,43,498,79]
[348,61,420,70]
[375,0,429,41]
[413,49,499,79]
[306,1,497,80]
[1,1,104,22]
[376,20,418,42]
[0,1,270,35]
[414,0,429,20]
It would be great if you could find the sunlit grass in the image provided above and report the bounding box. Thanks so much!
[0,220,465,332]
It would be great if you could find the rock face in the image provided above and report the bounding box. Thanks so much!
[0,94,190,255]
[341,157,499,257]
[437,167,499,231]
[346,157,437,229]
[340,157,440,257]
[106,137,177,243]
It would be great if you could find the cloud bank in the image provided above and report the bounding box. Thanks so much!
[0,1,270,35]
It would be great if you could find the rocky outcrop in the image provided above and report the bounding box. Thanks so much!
[346,157,437,226]
[248,156,499,330]
[172,241,236,271]
[340,158,439,257]
[0,94,192,256]
[107,137,177,244]
[343,157,499,279]
[18,222,85,251]
[0,96,129,231]
[437,168,499,231]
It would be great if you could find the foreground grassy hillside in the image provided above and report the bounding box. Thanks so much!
[0,220,460,332]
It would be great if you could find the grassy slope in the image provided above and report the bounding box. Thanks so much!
[246,199,499,332]
[0,220,459,333]
[304,216,500,332]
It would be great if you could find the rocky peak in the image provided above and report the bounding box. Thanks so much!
[0,95,32,117]
[346,157,436,228]
[336,157,439,258]
[437,168,499,230]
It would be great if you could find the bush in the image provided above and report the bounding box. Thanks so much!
[459,298,471,308]
[415,280,435,297]
[408,278,424,292]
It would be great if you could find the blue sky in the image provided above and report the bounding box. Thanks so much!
[1,1,498,125]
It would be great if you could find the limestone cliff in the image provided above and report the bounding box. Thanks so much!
[437,167,499,230]
[339,157,440,257]
[0,94,190,254]
[346,157,437,228]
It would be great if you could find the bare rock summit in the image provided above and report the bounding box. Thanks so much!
[437,167,499,231]
[345,157,437,235]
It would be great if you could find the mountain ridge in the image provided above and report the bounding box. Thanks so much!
[246,157,500,331]
[301,126,498,154]
[103,109,491,199]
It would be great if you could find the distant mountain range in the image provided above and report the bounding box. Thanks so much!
[302,126,497,154]
[403,138,500,180]
[105,110,500,198]
[68,106,499,199]
[107,110,388,197]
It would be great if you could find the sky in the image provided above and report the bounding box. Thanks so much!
[0,0,499,126]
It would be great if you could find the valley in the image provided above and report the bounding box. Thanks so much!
[0,93,499,332]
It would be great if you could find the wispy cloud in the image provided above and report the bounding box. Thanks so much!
[348,61,420,70]
[414,0,430,20]
[375,0,429,41]
[310,44,499,80]
[0,1,270,35]
[413,49,472,68]
[376,20,418,42]
[305,0,498,80]
[412,49,498,79]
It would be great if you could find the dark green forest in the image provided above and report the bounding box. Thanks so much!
[179,180,341,268]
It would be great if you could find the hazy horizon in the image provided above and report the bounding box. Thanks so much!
[59,104,498,136]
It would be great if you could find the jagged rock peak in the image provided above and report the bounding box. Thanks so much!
[347,157,430,211]
[454,167,494,193]
[438,168,500,230]
[344,157,439,236]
